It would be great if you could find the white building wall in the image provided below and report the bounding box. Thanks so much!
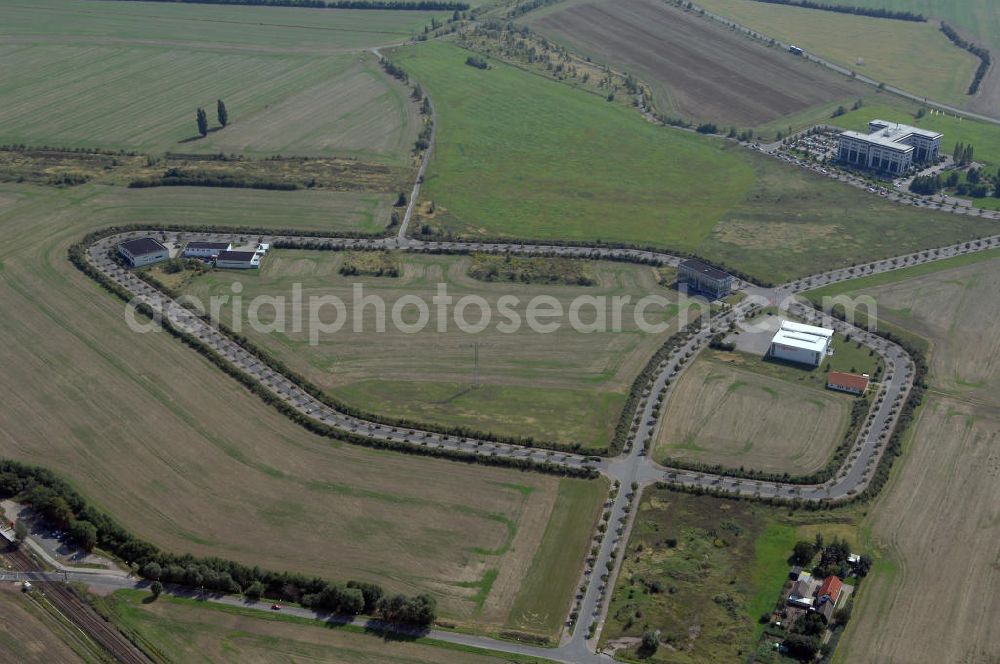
[770,343,821,367]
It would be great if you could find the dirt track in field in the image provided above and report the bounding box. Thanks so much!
[530,0,860,126]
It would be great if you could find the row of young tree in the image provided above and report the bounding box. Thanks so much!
[0,460,437,627]
[911,166,1000,198]
[940,23,992,96]
[196,100,230,138]
[746,0,925,22]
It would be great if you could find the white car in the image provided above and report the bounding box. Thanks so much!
[256,243,270,254]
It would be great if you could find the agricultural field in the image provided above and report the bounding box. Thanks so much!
[392,41,993,282]
[601,490,860,663]
[0,588,88,664]
[654,352,854,476]
[98,590,557,664]
[526,0,863,127]
[1,0,447,52]
[180,249,690,449]
[0,0,426,161]
[0,184,604,635]
[694,0,980,108]
[805,254,1000,663]
[817,0,1000,115]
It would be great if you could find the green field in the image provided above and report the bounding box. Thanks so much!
[391,41,993,282]
[181,249,687,448]
[695,0,980,107]
[0,0,426,160]
[97,590,557,664]
[829,103,1000,167]
[0,183,603,632]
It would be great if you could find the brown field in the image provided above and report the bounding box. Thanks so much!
[527,0,861,127]
[0,183,602,633]
[833,256,1000,664]
[0,588,87,663]
[654,356,851,475]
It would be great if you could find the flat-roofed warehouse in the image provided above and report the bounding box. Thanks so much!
[837,119,942,175]
[676,259,735,299]
[215,250,261,269]
[767,320,834,367]
[117,237,169,267]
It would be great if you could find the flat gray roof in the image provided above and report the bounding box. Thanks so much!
[119,237,167,256]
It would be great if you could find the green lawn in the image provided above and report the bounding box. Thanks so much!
[390,41,993,282]
[695,0,980,107]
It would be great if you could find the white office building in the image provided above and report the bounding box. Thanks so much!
[767,321,834,367]
[837,120,942,175]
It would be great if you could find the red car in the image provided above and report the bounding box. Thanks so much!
[271,604,281,611]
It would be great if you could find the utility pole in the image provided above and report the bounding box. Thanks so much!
[459,341,493,388]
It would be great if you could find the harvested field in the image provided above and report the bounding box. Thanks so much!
[825,256,1000,663]
[528,0,862,127]
[99,590,556,664]
[1,0,447,53]
[696,0,980,107]
[654,355,852,475]
[0,184,602,633]
[182,250,689,448]
[0,588,87,664]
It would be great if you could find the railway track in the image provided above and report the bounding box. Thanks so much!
[2,545,151,664]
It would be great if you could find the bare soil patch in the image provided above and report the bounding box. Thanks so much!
[529,0,860,126]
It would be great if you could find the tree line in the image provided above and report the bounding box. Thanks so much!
[106,0,469,9]
[746,0,925,22]
[940,23,992,95]
[0,459,440,625]
[196,100,229,138]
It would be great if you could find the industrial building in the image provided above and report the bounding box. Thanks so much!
[767,320,834,367]
[183,241,232,259]
[215,250,262,269]
[117,237,169,267]
[676,259,735,299]
[837,120,942,175]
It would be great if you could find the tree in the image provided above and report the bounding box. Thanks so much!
[792,540,815,565]
[395,192,408,207]
[855,554,873,577]
[639,629,660,657]
[196,107,208,137]
[13,520,27,546]
[69,520,98,553]
[784,633,820,661]
[994,178,1000,198]
[150,580,163,599]
[953,141,964,162]
[244,581,265,600]
[142,561,162,581]
[217,99,229,127]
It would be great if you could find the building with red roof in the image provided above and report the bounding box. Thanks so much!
[817,575,844,605]
[826,371,870,395]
